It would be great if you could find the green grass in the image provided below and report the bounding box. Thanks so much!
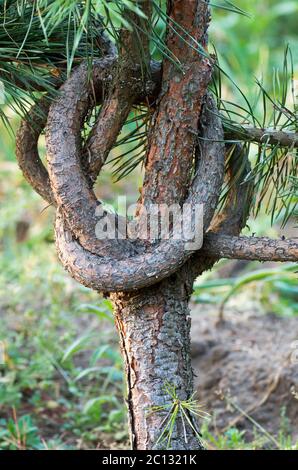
[0,162,128,449]
[210,0,298,102]
[193,264,298,319]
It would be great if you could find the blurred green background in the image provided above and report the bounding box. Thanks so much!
[0,1,297,450]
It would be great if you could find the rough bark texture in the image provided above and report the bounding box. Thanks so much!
[201,233,298,262]
[15,3,217,447]
[16,58,161,208]
[140,0,212,207]
[111,0,212,450]
[111,272,202,450]
[54,96,224,292]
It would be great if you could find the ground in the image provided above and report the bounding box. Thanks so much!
[1,288,297,449]
[191,305,298,449]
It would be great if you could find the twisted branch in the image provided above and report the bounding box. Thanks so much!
[17,78,224,292]
[46,1,225,292]
[15,2,298,296]
[54,95,224,291]
[15,57,160,205]
[16,56,117,206]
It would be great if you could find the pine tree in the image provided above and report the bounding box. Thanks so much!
[1,0,297,450]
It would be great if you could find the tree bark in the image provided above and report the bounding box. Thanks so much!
[224,126,298,148]
[108,0,213,450]
[111,269,203,450]
[201,233,298,262]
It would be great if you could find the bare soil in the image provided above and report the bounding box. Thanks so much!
[191,305,298,445]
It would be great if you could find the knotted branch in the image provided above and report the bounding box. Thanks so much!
[47,1,224,292]
[54,95,224,292]
[16,56,117,206]
[15,1,298,297]
[16,57,161,207]
[16,69,225,292]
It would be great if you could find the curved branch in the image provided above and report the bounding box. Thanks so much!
[201,234,298,262]
[16,57,160,207]
[54,98,225,292]
[46,0,155,254]
[190,143,254,279]
[16,56,116,207]
[82,85,135,185]
[45,54,153,257]
[210,143,253,236]
[16,97,53,205]
[46,2,156,259]
[19,8,225,293]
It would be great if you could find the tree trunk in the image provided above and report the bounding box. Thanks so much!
[109,1,213,450]
[111,268,203,450]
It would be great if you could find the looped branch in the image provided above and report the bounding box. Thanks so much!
[16,65,298,294]
[53,92,224,292]
[15,2,297,295]
[15,0,225,293]
[15,56,160,206]
[16,59,225,292]
[16,56,117,206]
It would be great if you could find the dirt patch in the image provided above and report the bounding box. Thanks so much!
[191,306,298,444]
